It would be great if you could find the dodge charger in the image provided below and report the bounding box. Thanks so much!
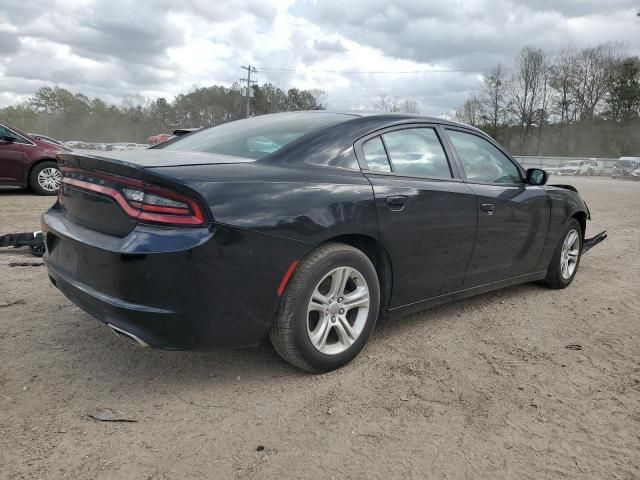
[42,111,606,372]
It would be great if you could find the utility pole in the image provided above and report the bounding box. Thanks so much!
[240,65,257,118]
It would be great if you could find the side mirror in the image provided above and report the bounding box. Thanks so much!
[526,168,548,186]
[1,135,17,143]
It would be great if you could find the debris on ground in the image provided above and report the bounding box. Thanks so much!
[88,408,138,423]
[0,231,45,257]
[0,299,26,308]
[8,261,44,267]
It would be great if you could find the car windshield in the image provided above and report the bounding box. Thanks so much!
[160,112,353,159]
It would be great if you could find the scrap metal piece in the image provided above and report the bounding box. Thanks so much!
[0,231,45,257]
[88,408,137,422]
[582,231,607,254]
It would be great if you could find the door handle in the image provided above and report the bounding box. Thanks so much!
[385,195,407,211]
[480,203,495,215]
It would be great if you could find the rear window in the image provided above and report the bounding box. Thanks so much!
[160,112,353,159]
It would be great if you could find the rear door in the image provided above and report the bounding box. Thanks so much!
[0,125,27,184]
[356,124,477,307]
[443,128,549,287]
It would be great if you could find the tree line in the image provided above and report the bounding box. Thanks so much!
[3,46,638,157]
[0,83,328,143]
[455,43,640,157]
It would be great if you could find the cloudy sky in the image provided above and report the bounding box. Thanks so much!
[0,0,639,115]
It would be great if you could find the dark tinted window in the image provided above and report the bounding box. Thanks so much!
[447,130,522,184]
[381,128,452,178]
[362,136,391,172]
[0,126,30,144]
[161,112,352,159]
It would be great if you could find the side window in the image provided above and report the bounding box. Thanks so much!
[0,126,29,144]
[381,128,452,178]
[362,136,391,172]
[12,134,30,144]
[447,130,522,184]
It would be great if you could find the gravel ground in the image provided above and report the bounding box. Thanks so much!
[0,177,639,479]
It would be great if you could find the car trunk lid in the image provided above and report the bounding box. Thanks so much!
[57,151,243,237]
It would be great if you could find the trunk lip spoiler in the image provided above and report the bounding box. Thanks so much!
[582,231,607,254]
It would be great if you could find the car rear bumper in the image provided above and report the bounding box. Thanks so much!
[42,205,310,349]
[47,263,183,348]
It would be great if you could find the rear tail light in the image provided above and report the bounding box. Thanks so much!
[60,167,206,227]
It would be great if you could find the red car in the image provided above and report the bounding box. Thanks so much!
[0,121,71,195]
[146,133,172,145]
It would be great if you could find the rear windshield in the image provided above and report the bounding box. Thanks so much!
[159,112,353,159]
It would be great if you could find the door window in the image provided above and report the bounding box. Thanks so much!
[447,130,522,184]
[0,126,30,144]
[0,126,13,139]
[362,136,392,172]
[381,128,452,178]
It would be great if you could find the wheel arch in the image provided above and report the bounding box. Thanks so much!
[320,233,393,322]
[25,158,60,192]
[572,210,587,238]
[27,157,59,181]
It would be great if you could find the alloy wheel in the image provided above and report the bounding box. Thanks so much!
[306,266,370,355]
[560,229,580,280]
[38,167,62,192]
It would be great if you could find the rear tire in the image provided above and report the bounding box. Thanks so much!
[270,243,380,373]
[29,161,61,195]
[542,219,582,289]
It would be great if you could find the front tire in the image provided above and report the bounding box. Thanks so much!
[270,243,380,373]
[29,161,61,195]
[542,219,582,289]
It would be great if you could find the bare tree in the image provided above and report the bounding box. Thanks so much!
[509,46,549,147]
[396,98,420,114]
[549,48,578,125]
[479,63,508,135]
[438,42,637,155]
[373,94,397,112]
[535,64,553,154]
[373,94,420,113]
[455,94,482,126]
[571,43,624,121]
[121,93,152,112]
[309,89,328,109]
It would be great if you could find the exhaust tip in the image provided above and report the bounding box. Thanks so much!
[108,324,149,348]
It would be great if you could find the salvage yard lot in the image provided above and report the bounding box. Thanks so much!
[1,177,639,479]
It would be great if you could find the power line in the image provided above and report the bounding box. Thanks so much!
[258,66,505,75]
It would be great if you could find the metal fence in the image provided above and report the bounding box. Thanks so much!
[513,156,619,176]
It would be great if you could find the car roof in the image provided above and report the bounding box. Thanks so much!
[291,109,481,133]
[256,110,491,170]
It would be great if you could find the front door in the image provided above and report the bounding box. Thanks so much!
[358,125,477,307]
[444,128,550,287]
[0,125,26,184]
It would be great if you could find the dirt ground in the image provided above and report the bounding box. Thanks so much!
[1,177,639,479]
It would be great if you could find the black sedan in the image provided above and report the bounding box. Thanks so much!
[42,111,605,372]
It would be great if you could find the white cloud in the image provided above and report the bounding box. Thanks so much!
[0,0,638,115]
